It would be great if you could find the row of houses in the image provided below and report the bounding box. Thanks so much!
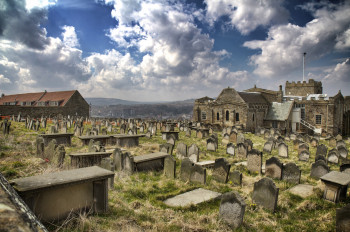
[0,90,90,117]
[193,79,350,136]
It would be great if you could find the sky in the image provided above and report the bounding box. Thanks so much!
[0,0,349,101]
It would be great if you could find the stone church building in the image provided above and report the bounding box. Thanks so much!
[0,90,89,117]
[193,79,349,136]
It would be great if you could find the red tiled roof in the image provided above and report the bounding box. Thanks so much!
[0,90,76,106]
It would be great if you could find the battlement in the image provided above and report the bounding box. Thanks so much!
[285,79,323,96]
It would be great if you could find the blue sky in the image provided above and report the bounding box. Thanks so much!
[0,0,349,101]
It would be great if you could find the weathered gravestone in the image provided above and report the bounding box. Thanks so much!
[310,160,329,179]
[252,178,279,212]
[299,150,310,162]
[263,141,273,153]
[340,164,350,174]
[315,154,327,163]
[222,133,230,145]
[310,138,318,147]
[186,128,191,137]
[123,152,134,175]
[328,149,339,164]
[226,143,235,156]
[180,158,194,182]
[56,145,66,168]
[229,131,237,143]
[36,136,45,157]
[338,147,348,159]
[282,163,301,184]
[206,137,217,152]
[236,143,247,159]
[190,164,206,184]
[316,144,328,156]
[336,204,350,232]
[166,134,176,145]
[336,140,346,149]
[329,137,336,147]
[229,170,242,186]
[159,143,174,155]
[265,157,283,180]
[244,139,253,151]
[247,149,262,174]
[45,139,58,160]
[164,155,176,179]
[278,143,288,158]
[293,139,303,151]
[298,143,309,154]
[188,144,200,163]
[237,133,245,144]
[219,191,246,229]
[212,158,231,183]
[336,134,343,141]
[113,148,123,171]
[176,142,187,159]
[100,157,115,189]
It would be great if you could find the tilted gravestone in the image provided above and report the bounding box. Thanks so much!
[176,142,187,159]
[188,144,200,163]
[316,144,328,156]
[336,204,350,232]
[299,150,310,162]
[190,164,206,184]
[263,141,273,153]
[278,143,288,158]
[310,160,329,179]
[328,149,339,164]
[265,157,283,180]
[212,158,231,183]
[252,178,279,212]
[247,149,262,174]
[226,143,235,156]
[180,158,194,182]
[236,143,247,159]
[164,155,176,179]
[219,191,246,229]
[229,170,242,186]
[282,163,301,184]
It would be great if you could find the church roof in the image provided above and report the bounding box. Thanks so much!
[238,92,268,104]
[265,101,294,121]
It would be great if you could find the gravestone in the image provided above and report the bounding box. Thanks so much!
[340,164,350,174]
[180,158,194,182]
[244,139,253,151]
[316,144,328,156]
[226,143,235,156]
[310,160,329,179]
[263,141,273,153]
[100,157,115,189]
[113,148,123,171]
[166,134,176,145]
[219,191,246,229]
[206,137,217,152]
[247,149,263,174]
[336,204,350,232]
[282,163,301,184]
[298,143,309,154]
[293,139,303,150]
[252,178,279,212]
[328,149,339,164]
[229,131,237,143]
[176,142,187,159]
[299,150,310,162]
[222,133,230,145]
[188,144,200,163]
[212,158,231,183]
[229,170,242,186]
[237,133,245,144]
[310,138,318,147]
[164,155,176,179]
[36,136,45,157]
[278,143,288,158]
[315,154,327,163]
[186,128,191,137]
[236,143,247,159]
[336,140,346,149]
[45,139,58,160]
[338,147,348,159]
[159,143,174,155]
[56,145,66,168]
[190,164,206,184]
[336,134,343,141]
[164,188,221,207]
[329,137,336,147]
[123,152,134,175]
[265,157,283,180]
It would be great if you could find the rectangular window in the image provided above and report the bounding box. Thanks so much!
[235,113,239,121]
[201,112,206,120]
[272,121,278,128]
[316,115,322,125]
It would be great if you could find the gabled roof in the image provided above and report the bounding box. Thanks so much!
[238,92,268,104]
[216,87,246,104]
[0,90,77,106]
[265,101,294,121]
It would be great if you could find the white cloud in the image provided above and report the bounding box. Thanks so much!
[244,2,350,78]
[61,25,80,48]
[0,74,11,84]
[204,0,289,35]
[25,0,57,11]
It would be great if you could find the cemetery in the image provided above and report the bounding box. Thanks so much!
[0,116,350,231]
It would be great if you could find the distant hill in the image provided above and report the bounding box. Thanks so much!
[85,97,195,106]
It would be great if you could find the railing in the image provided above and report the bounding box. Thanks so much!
[300,119,322,134]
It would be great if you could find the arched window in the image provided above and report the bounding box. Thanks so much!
[226,111,229,121]
[217,112,219,121]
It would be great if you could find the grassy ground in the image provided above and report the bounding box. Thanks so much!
[0,121,349,231]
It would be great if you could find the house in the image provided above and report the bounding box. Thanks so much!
[0,90,89,117]
[193,79,349,136]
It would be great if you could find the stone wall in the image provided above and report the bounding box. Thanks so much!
[285,79,322,96]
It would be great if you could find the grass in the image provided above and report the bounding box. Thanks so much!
[0,120,349,231]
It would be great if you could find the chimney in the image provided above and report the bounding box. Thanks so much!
[279,85,282,91]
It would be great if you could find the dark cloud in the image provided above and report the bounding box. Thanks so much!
[0,0,49,50]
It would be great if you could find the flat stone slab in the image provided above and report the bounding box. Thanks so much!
[10,166,114,192]
[133,152,168,163]
[288,184,314,198]
[113,134,145,138]
[320,171,350,186]
[78,135,111,139]
[196,160,215,168]
[69,152,113,157]
[164,188,221,207]
[234,161,247,166]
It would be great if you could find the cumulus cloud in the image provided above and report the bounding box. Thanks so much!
[0,0,50,50]
[61,25,80,48]
[204,0,289,35]
[244,1,350,78]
